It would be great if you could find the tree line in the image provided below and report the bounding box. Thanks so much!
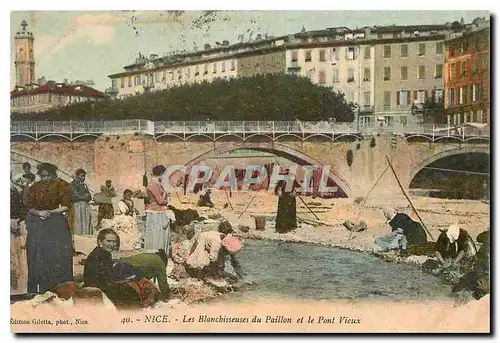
[11,74,356,122]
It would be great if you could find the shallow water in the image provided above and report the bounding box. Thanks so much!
[224,239,452,302]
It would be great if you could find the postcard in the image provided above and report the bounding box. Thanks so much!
[9,10,490,333]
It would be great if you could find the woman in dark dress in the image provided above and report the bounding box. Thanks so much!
[84,229,160,308]
[24,163,73,294]
[11,175,24,291]
[382,206,428,245]
[274,179,298,234]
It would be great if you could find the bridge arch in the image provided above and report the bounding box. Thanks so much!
[168,141,351,197]
[408,146,490,185]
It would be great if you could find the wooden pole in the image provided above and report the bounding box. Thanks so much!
[384,155,434,241]
[223,187,234,210]
[238,188,261,219]
[348,163,390,241]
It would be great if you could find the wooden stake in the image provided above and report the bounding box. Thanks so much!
[384,155,435,241]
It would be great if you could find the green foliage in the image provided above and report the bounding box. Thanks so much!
[421,98,446,124]
[346,150,354,167]
[370,137,376,148]
[11,74,356,122]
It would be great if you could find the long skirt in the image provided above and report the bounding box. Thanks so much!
[73,201,92,235]
[26,213,73,294]
[98,203,114,226]
[105,279,160,309]
[11,229,24,292]
[144,211,171,254]
[275,194,297,234]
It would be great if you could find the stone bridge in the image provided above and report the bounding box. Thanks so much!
[10,120,490,198]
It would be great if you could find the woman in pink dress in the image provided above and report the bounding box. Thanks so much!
[144,165,171,253]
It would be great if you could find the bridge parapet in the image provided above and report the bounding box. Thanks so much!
[10,120,489,142]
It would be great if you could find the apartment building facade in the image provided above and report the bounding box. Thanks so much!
[11,81,105,114]
[108,22,481,125]
[108,37,289,99]
[372,33,447,127]
[284,33,375,109]
[444,24,490,125]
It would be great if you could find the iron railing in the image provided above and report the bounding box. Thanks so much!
[10,120,490,138]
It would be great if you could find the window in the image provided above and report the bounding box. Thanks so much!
[418,43,426,56]
[396,90,409,106]
[401,66,408,80]
[319,49,326,62]
[448,63,454,80]
[347,47,356,60]
[417,90,426,103]
[460,61,466,76]
[472,58,478,73]
[195,65,200,76]
[120,78,124,88]
[204,64,208,74]
[178,70,182,80]
[384,67,391,81]
[163,71,167,81]
[332,69,339,83]
[364,47,371,59]
[435,89,444,103]
[318,70,326,84]
[305,50,312,62]
[472,84,479,102]
[460,42,468,53]
[435,64,443,79]
[331,48,339,61]
[363,68,370,81]
[413,90,418,101]
[400,44,408,57]
[384,91,391,107]
[436,42,444,55]
[418,65,425,79]
[383,45,391,58]
[213,63,217,73]
[128,77,132,87]
[364,92,370,106]
[347,68,355,82]
[291,51,298,62]
[231,60,236,71]
[221,62,226,73]
[459,86,467,104]
[483,55,488,70]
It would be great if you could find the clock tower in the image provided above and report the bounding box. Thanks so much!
[14,19,35,87]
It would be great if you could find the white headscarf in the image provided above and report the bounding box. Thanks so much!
[446,224,461,243]
[382,206,397,222]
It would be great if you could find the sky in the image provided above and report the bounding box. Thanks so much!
[10,10,490,92]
